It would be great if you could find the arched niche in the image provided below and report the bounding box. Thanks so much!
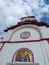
[12,48,34,63]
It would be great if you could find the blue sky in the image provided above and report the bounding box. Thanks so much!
[0,0,49,36]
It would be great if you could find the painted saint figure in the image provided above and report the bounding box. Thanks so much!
[15,50,32,62]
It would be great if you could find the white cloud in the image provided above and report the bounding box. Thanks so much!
[0,0,49,35]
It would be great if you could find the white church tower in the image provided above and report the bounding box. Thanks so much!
[0,16,49,65]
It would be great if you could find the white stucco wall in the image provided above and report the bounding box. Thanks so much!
[0,24,49,65]
[39,26,49,38]
[0,42,47,65]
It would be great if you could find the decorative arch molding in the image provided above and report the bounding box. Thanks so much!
[12,48,34,63]
[0,43,5,51]
[9,24,42,41]
[10,24,47,65]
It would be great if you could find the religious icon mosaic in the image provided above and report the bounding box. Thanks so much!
[15,48,34,62]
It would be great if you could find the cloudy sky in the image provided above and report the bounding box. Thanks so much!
[0,0,49,36]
